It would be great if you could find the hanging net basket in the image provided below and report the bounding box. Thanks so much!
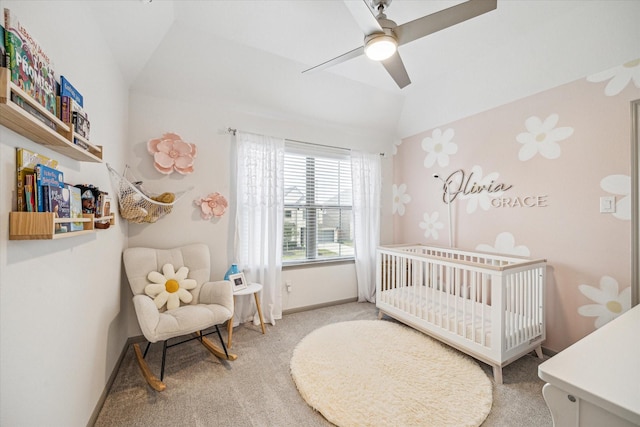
[107,164,192,224]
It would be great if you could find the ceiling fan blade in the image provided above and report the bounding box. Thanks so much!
[381,51,411,88]
[302,46,365,74]
[395,0,497,46]
[343,0,383,35]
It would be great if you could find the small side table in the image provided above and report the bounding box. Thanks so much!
[226,282,266,348]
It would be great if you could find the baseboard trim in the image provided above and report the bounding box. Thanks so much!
[87,336,144,427]
[282,297,358,315]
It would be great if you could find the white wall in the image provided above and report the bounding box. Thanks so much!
[124,90,394,333]
[0,1,129,425]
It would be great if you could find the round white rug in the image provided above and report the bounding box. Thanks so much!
[290,320,493,427]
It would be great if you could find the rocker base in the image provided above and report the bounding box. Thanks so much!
[133,343,166,392]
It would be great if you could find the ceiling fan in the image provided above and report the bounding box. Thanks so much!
[303,0,497,89]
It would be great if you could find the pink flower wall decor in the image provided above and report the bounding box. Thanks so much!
[194,193,228,220]
[147,132,197,175]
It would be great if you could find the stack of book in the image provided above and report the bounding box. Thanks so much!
[3,8,91,148]
[16,147,86,233]
[60,75,91,146]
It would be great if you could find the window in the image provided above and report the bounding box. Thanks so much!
[283,141,354,264]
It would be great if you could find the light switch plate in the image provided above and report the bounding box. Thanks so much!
[600,196,616,213]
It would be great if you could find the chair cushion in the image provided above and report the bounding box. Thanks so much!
[149,303,232,342]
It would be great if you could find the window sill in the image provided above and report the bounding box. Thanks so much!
[283,257,355,269]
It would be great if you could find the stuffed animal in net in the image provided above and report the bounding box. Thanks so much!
[143,192,175,223]
[118,187,176,224]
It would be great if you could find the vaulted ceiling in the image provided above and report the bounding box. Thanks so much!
[88,0,640,139]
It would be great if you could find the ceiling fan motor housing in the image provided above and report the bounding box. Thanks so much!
[370,0,392,15]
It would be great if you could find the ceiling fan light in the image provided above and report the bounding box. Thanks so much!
[364,34,397,61]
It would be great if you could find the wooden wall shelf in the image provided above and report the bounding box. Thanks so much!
[9,212,115,240]
[0,67,103,163]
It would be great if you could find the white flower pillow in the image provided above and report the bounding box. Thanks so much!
[145,264,197,310]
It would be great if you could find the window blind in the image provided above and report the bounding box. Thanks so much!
[283,141,354,263]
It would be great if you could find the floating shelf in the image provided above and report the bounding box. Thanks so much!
[0,67,103,162]
[9,212,115,240]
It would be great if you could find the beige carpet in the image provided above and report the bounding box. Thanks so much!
[291,320,493,427]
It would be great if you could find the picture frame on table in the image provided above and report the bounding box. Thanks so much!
[228,272,248,291]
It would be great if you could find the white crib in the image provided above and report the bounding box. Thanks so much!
[376,244,546,384]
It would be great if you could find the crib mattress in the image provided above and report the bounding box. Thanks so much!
[379,286,493,346]
[379,286,543,352]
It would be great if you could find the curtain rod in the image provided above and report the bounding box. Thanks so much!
[226,127,386,157]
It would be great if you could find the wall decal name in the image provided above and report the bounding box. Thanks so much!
[491,195,548,208]
[438,169,547,207]
[440,169,512,203]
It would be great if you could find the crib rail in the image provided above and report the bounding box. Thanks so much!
[376,244,546,364]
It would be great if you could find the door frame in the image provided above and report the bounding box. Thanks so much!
[631,99,639,306]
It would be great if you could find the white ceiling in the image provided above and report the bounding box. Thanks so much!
[88,0,640,139]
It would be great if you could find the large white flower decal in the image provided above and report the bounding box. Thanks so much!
[587,58,640,96]
[422,128,457,168]
[419,211,444,240]
[476,232,531,257]
[516,114,574,161]
[146,264,197,310]
[459,165,505,214]
[392,183,411,216]
[600,174,631,220]
[578,276,631,329]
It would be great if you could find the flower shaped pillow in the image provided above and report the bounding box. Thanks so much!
[145,264,197,310]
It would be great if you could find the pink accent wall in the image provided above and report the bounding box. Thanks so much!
[393,60,640,352]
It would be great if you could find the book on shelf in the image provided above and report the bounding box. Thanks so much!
[41,185,50,212]
[16,147,58,212]
[72,108,90,140]
[68,185,83,232]
[0,24,7,68]
[58,95,72,123]
[73,136,89,150]
[4,8,57,117]
[10,92,57,131]
[24,173,35,212]
[34,163,64,212]
[60,75,83,108]
[49,186,71,233]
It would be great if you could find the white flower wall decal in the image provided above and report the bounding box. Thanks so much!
[392,183,411,216]
[475,232,531,257]
[422,128,458,168]
[516,114,574,161]
[586,58,640,96]
[459,165,505,213]
[578,276,631,328]
[600,174,631,220]
[419,211,444,240]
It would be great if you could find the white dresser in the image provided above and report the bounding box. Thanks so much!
[538,304,640,427]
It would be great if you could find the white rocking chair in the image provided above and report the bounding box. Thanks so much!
[123,243,236,391]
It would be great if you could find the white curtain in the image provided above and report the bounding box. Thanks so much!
[233,131,284,326]
[351,150,381,303]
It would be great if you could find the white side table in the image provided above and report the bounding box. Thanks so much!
[226,282,266,348]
